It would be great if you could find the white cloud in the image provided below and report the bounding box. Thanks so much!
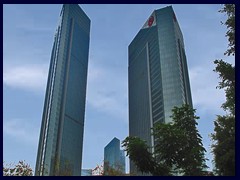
[3,118,39,145]
[189,64,227,171]
[3,64,48,93]
[86,60,128,121]
[189,65,225,113]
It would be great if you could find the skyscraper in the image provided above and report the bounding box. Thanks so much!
[128,6,192,174]
[35,4,90,176]
[104,137,126,174]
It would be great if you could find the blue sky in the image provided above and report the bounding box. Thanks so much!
[3,4,234,173]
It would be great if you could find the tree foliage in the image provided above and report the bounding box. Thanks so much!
[122,136,170,176]
[122,137,155,174]
[154,104,208,175]
[212,4,235,176]
[214,59,235,115]
[219,4,235,56]
[92,161,125,176]
[212,115,235,175]
[173,105,208,174]
[3,161,33,176]
[122,104,207,176]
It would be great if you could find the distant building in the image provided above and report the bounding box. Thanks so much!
[104,137,126,174]
[81,169,92,176]
[120,150,125,172]
[128,6,192,175]
[35,4,90,176]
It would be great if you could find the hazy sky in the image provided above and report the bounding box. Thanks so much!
[3,4,234,173]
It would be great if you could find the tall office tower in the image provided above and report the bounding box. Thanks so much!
[128,6,192,175]
[35,4,90,176]
[104,137,126,174]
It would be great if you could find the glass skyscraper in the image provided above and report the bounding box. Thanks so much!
[104,137,126,174]
[35,4,90,176]
[128,6,192,175]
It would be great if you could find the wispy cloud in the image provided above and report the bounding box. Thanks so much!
[189,65,225,113]
[86,59,128,122]
[3,64,48,93]
[189,64,227,171]
[3,118,39,146]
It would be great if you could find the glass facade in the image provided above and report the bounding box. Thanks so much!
[35,4,90,176]
[81,169,92,176]
[128,6,192,175]
[104,138,126,174]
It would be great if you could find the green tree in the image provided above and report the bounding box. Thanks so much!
[212,115,235,176]
[3,161,33,176]
[213,60,235,114]
[122,104,207,176]
[211,4,235,176]
[162,104,207,175]
[219,4,235,56]
[122,136,170,176]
